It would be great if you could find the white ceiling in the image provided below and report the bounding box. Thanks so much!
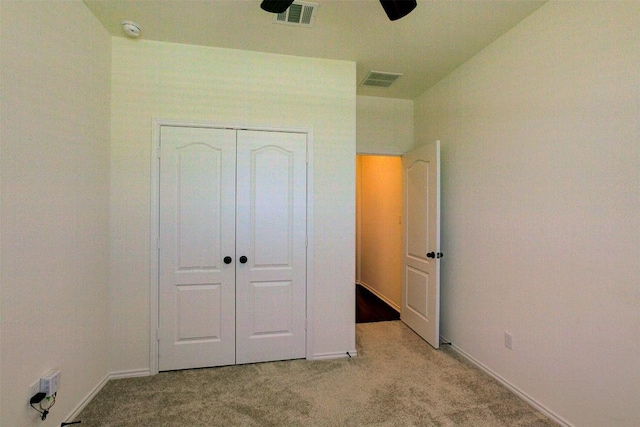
[84,0,546,99]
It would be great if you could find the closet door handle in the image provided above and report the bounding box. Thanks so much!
[239,256,248,264]
[223,256,232,264]
[426,252,436,258]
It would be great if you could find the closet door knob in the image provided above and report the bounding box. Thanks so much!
[223,256,232,264]
[239,256,248,264]
[426,252,436,258]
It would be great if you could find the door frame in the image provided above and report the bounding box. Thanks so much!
[149,119,315,375]
[355,146,441,347]
[355,153,403,310]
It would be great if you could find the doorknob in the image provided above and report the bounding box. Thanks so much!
[239,256,248,264]
[223,256,232,264]
[426,252,435,258]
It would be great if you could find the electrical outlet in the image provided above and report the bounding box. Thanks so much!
[29,380,40,401]
[504,332,514,350]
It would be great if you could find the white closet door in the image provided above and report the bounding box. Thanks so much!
[235,130,307,364]
[158,126,237,371]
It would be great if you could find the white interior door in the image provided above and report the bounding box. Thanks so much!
[401,140,441,348]
[158,126,237,370]
[235,130,307,364]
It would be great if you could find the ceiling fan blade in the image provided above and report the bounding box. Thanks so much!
[260,0,295,14]
[379,0,417,21]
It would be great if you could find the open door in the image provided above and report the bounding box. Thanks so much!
[401,141,441,348]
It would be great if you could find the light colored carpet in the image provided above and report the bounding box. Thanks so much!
[74,321,556,426]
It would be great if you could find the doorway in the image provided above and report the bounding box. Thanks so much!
[355,155,403,321]
[356,143,442,348]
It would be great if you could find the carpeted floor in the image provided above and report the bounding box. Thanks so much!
[73,321,557,426]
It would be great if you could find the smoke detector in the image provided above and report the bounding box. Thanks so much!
[121,21,141,38]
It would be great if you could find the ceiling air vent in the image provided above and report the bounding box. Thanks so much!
[275,1,318,27]
[361,71,403,88]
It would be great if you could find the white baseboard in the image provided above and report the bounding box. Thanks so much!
[62,374,110,423]
[108,368,152,380]
[357,281,401,312]
[311,350,358,360]
[62,369,151,423]
[441,336,573,427]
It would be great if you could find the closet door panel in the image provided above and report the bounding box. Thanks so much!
[158,126,237,371]
[252,147,293,266]
[235,130,307,364]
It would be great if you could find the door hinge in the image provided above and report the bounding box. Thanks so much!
[156,328,160,342]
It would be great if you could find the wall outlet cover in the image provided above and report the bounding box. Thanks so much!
[504,332,514,350]
[29,380,40,402]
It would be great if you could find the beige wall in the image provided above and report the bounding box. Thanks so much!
[414,2,640,426]
[109,38,357,371]
[356,156,403,309]
[0,1,111,425]
[357,95,414,155]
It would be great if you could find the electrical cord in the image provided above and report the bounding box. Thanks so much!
[30,392,56,421]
